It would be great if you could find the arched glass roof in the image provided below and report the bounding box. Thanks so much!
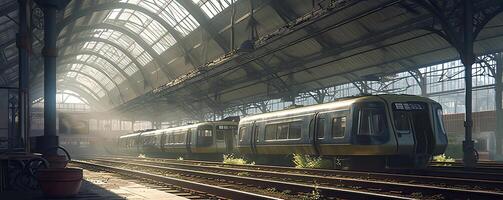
[74,54,126,84]
[57,0,239,108]
[81,41,139,76]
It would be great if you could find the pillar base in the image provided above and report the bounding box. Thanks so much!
[462,140,477,168]
[35,135,59,155]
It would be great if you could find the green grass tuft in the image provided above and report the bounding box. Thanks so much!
[292,153,332,169]
[222,154,255,165]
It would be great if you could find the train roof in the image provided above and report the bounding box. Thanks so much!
[119,120,238,138]
[240,94,435,123]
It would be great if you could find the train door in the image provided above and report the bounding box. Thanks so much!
[160,133,166,152]
[311,113,325,156]
[392,102,433,156]
[186,129,192,154]
[251,122,258,154]
[222,125,237,153]
[215,125,226,153]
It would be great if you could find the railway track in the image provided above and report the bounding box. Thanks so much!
[72,160,280,200]
[78,157,503,199]
[73,159,412,199]
[100,155,503,186]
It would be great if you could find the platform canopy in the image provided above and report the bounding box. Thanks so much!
[0,0,503,120]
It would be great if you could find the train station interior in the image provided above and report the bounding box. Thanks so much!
[1,0,503,199]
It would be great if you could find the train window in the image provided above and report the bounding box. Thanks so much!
[317,118,325,139]
[358,109,386,136]
[216,131,225,140]
[198,129,213,137]
[332,116,346,138]
[265,124,277,140]
[289,122,302,139]
[254,126,260,142]
[393,112,411,132]
[277,124,289,139]
[239,127,246,142]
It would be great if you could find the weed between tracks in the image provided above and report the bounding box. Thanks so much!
[222,154,255,165]
[292,153,331,169]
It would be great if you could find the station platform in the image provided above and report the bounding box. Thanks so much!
[0,167,188,200]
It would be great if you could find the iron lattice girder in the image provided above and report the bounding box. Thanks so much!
[59,23,177,79]
[60,37,151,88]
[415,0,503,53]
[111,0,409,113]
[205,15,435,97]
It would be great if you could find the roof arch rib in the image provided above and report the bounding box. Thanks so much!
[60,37,152,89]
[58,70,113,102]
[31,82,104,110]
[59,23,176,79]
[59,51,140,95]
[57,1,203,69]
[58,60,126,103]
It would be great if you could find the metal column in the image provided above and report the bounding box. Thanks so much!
[462,0,477,167]
[496,53,503,159]
[17,0,31,152]
[35,0,69,155]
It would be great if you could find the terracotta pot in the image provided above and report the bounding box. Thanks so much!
[37,167,83,197]
[44,155,69,168]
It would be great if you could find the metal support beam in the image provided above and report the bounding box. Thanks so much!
[17,0,31,152]
[496,53,503,159]
[175,0,229,52]
[35,0,70,155]
[462,0,477,168]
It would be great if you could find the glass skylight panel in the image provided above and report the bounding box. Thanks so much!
[80,66,114,91]
[76,54,125,84]
[106,9,175,55]
[67,71,77,78]
[192,0,235,18]
[76,74,105,98]
[162,1,199,36]
[81,41,139,76]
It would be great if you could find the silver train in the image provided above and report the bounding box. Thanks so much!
[118,94,448,168]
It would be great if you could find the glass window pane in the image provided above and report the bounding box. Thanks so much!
[289,122,302,139]
[277,124,288,139]
[265,124,276,140]
[332,117,346,138]
[317,118,325,138]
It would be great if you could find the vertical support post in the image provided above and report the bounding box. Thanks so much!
[496,53,503,159]
[17,0,32,152]
[462,0,477,167]
[42,5,58,155]
[230,0,236,50]
[35,0,69,155]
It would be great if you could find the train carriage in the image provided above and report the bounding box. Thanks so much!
[237,94,448,168]
[118,120,238,158]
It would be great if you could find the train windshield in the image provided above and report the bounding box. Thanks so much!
[354,102,388,144]
[392,102,428,132]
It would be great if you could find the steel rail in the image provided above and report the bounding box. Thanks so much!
[81,159,411,200]
[91,157,503,199]
[71,160,280,200]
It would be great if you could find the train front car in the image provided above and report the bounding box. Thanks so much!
[379,95,448,168]
[237,94,448,169]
